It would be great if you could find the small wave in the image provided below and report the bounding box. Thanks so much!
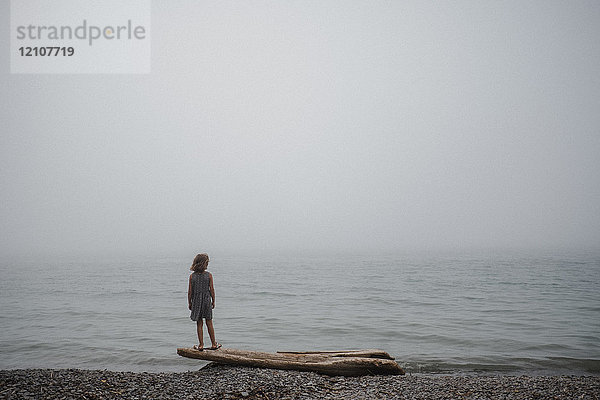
[401,357,600,375]
[252,290,297,298]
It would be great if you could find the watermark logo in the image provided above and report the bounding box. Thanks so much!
[15,19,147,47]
[11,0,151,74]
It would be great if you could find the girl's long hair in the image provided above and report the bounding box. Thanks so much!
[190,253,210,273]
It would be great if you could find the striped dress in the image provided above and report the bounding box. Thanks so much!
[189,271,212,321]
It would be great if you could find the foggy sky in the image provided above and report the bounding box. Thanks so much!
[1,1,599,257]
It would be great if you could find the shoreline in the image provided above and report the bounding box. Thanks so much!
[2,365,600,399]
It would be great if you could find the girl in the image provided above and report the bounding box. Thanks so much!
[188,253,221,351]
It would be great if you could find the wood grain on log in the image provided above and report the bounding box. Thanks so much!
[176,347,405,376]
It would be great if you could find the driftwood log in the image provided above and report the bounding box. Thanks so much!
[176,347,405,376]
[277,349,395,359]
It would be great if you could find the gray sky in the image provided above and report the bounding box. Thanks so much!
[1,1,599,257]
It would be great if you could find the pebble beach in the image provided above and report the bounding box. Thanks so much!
[2,364,599,400]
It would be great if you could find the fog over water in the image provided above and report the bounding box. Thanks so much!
[1,1,599,257]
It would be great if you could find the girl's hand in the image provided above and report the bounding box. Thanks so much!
[212,301,215,309]
[188,303,192,310]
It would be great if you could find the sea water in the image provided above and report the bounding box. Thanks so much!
[1,249,599,374]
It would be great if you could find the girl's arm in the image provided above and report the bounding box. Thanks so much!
[209,272,216,309]
[188,274,192,310]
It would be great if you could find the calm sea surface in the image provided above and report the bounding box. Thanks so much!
[1,250,599,375]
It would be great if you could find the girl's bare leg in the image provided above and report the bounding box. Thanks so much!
[206,319,217,347]
[196,320,204,348]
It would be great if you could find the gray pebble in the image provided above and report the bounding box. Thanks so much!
[1,366,599,399]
